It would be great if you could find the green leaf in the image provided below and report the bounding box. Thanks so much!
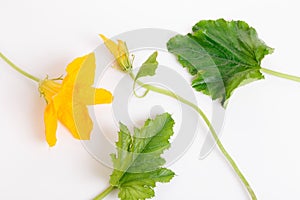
[135,51,158,80]
[110,113,175,200]
[167,19,274,106]
[133,51,159,98]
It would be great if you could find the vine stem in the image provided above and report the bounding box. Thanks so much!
[0,52,40,82]
[93,186,115,200]
[129,72,257,200]
[261,68,300,82]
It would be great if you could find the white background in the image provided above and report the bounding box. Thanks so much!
[1,0,300,199]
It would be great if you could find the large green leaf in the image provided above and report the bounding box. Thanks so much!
[110,113,175,200]
[167,19,274,106]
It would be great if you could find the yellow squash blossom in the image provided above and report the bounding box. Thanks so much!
[39,53,113,146]
[99,34,132,71]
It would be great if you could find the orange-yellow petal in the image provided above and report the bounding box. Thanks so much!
[99,34,119,59]
[72,103,93,140]
[117,40,131,69]
[56,101,93,140]
[64,53,96,88]
[94,88,113,104]
[117,40,129,57]
[76,87,113,105]
[44,102,58,147]
[100,34,132,71]
[65,55,87,75]
[39,79,61,104]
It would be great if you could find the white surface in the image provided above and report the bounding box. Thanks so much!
[1,0,300,199]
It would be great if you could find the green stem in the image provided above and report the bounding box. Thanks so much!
[0,52,40,82]
[261,67,300,83]
[93,186,115,200]
[129,72,257,200]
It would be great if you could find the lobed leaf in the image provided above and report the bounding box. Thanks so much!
[110,113,175,200]
[167,19,274,106]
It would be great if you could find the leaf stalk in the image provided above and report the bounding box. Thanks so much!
[94,186,115,200]
[261,68,300,82]
[129,71,257,200]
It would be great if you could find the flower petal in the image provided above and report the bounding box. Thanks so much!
[64,53,96,88]
[99,34,119,59]
[44,102,58,147]
[100,35,132,71]
[56,101,93,140]
[94,88,113,104]
[117,40,129,58]
[78,87,113,105]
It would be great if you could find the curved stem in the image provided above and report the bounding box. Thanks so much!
[93,186,115,200]
[0,52,40,82]
[261,68,300,83]
[129,72,257,200]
